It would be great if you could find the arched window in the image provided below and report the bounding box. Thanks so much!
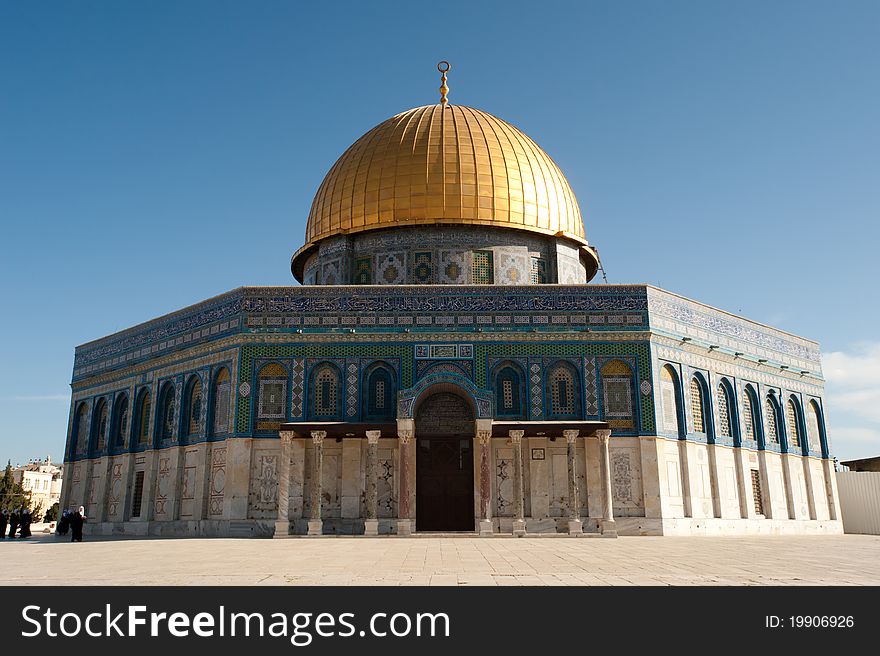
[72,402,89,457]
[158,382,176,442]
[494,363,525,418]
[765,396,780,444]
[364,364,395,420]
[92,398,108,453]
[134,390,151,446]
[183,376,203,439]
[257,363,288,420]
[310,364,341,418]
[601,360,634,429]
[660,365,682,435]
[211,368,231,436]
[807,400,824,455]
[547,362,580,418]
[716,383,732,439]
[111,394,129,448]
[742,385,760,443]
[689,377,707,434]
[786,398,801,450]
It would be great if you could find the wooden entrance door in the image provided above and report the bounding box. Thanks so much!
[414,391,475,531]
[416,436,474,531]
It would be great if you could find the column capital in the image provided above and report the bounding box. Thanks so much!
[508,430,525,443]
[398,429,414,445]
[563,429,580,444]
[279,430,297,444]
[477,430,492,445]
[365,430,381,444]
[310,430,327,444]
[595,429,612,443]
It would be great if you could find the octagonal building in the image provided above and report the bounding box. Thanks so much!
[60,68,843,537]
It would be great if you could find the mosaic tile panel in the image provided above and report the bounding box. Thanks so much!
[529,361,543,418]
[412,251,433,284]
[291,359,305,418]
[584,357,599,416]
[353,257,372,285]
[376,252,406,285]
[346,360,359,418]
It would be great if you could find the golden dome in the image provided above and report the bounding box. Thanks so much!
[294,104,588,274]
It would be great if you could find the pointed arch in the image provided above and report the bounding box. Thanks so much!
[807,399,829,458]
[786,396,805,453]
[71,401,89,458]
[659,364,684,437]
[309,362,342,419]
[210,367,232,437]
[716,378,737,444]
[91,398,109,455]
[182,375,203,442]
[689,373,710,436]
[157,382,176,444]
[546,360,581,419]
[363,362,396,420]
[493,361,526,419]
[111,393,129,450]
[742,384,761,447]
[133,389,151,447]
[764,393,782,446]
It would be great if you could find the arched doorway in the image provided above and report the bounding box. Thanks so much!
[415,391,475,531]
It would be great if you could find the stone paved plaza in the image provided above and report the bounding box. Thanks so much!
[2,533,879,586]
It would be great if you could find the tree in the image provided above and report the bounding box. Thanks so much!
[31,500,44,523]
[43,502,59,523]
[0,460,32,512]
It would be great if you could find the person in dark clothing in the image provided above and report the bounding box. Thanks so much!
[70,506,85,542]
[56,510,70,536]
[8,508,19,539]
[0,509,7,539]
[19,508,31,538]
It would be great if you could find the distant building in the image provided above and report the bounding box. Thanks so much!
[841,456,880,473]
[13,456,63,513]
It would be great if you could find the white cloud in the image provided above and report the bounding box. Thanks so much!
[822,342,880,461]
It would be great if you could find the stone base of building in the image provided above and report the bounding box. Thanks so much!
[81,516,843,538]
[83,520,277,538]
[610,517,844,536]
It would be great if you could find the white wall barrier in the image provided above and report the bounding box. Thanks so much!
[836,471,880,535]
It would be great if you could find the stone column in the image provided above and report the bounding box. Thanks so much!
[364,430,381,536]
[510,430,526,537]
[274,430,296,538]
[307,430,326,536]
[397,424,414,536]
[596,429,618,537]
[477,423,493,535]
[564,430,583,535]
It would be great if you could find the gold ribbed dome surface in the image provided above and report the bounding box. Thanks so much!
[303,104,586,247]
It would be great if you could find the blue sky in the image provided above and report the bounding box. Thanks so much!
[1,1,878,466]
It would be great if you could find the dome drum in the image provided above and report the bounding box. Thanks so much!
[293,225,598,285]
[293,103,598,286]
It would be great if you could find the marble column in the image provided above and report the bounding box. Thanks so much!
[596,429,618,537]
[478,426,493,535]
[274,430,296,538]
[509,430,526,536]
[364,430,381,536]
[397,425,414,536]
[307,430,326,536]
[564,430,583,535]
